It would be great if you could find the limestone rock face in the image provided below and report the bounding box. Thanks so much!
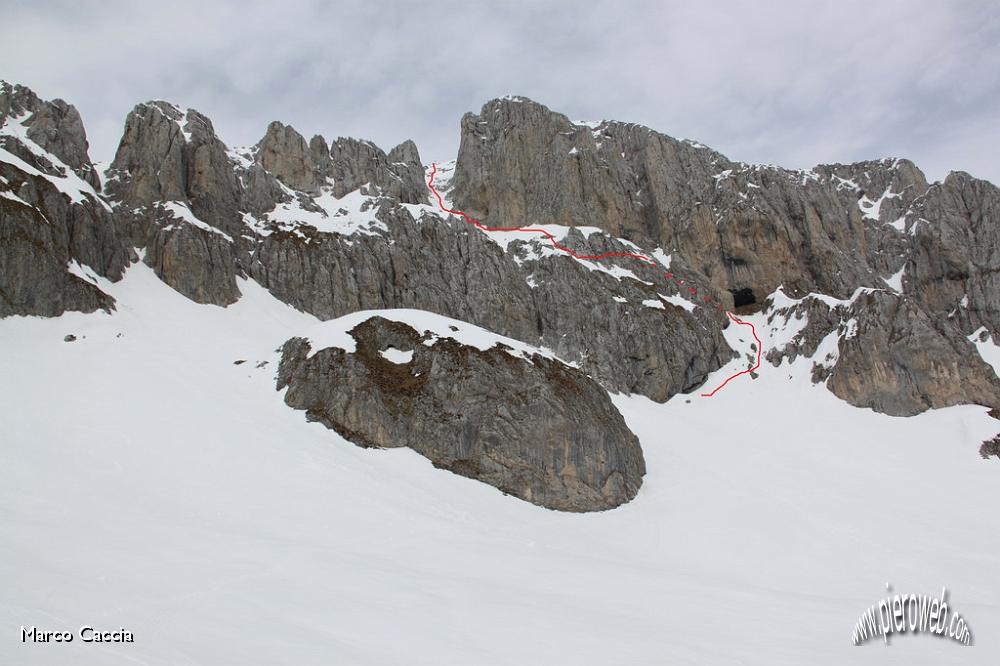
[106,102,191,206]
[0,81,101,190]
[764,290,1000,416]
[249,202,733,400]
[326,137,427,203]
[0,82,130,317]
[276,316,646,511]
[106,101,245,238]
[255,121,320,194]
[99,96,432,307]
[387,139,428,200]
[450,97,933,310]
[143,215,241,305]
[446,95,1000,415]
[827,293,1000,415]
[102,98,434,307]
[904,172,1000,338]
[0,191,114,317]
[251,122,429,203]
[103,101,251,305]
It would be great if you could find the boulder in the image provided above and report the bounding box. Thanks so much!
[277,315,646,511]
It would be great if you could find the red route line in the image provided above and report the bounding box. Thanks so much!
[699,312,762,397]
[425,162,762,397]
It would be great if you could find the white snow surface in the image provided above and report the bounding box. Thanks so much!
[379,347,414,364]
[480,223,604,252]
[884,264,906,293]
[470,223,654,285]
[302,308,560,364]
[660,293,696,312]
[764,287,876,358]
[888,215,907,232]
[66,260,107,289]
[713,168,733,183]
[254,186,388,238]
[769,285,879,311]
[162,201,234,241]
[1,264,999,664]
[651,247,672,269]
[763,306,810,353]
[0,185,32,207]
[968,327,1000,378]
[858,187,899,222]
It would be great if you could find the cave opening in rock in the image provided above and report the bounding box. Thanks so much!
[729,287,756,308]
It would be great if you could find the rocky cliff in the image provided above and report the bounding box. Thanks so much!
[450,96,1000,415]
[451,97,932,310]
[0,81,130,317]
[762,288,1000,415]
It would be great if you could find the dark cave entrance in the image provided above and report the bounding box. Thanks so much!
[729,287,756,309]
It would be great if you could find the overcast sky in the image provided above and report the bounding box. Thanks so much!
[4,0,999,183]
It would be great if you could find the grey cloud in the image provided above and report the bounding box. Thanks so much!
[2,0,998,184]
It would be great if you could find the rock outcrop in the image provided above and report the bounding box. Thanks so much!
[103,100,246,305]
[904,171,1000,338]
[326,137,423,202]
[255,121,321,194]
[0,81,102,189]
[0,192,115,316]
[0,81,130,317]
[103,101,430,306]
[254,126,428,202]
[763,289,1000,415]
[106,102,245,236]
[277,315,646,511]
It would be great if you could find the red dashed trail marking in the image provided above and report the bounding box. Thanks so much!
[426,162,762,397]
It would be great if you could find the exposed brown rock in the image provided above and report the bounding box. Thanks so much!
[277,316,646,511]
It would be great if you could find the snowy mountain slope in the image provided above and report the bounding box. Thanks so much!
[6,80,999,416]
[2,262,998,664]
[3,79,1000,664]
